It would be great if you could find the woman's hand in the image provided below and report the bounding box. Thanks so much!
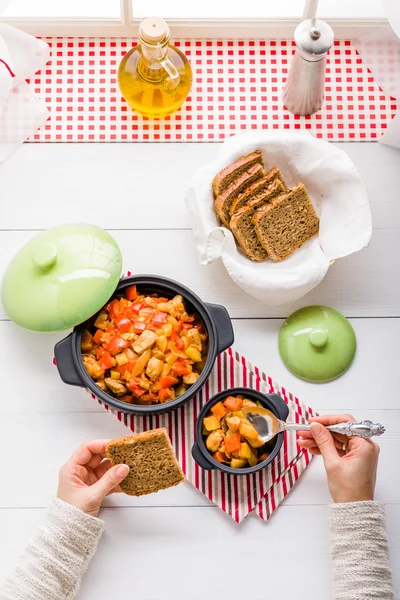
[57,440,130,518]
[297,415,380,503]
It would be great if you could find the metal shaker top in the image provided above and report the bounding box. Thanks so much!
[294,18,334,61]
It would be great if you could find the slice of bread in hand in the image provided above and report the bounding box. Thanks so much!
[253,183,319,262]
[214,163,264,228]
[212,150,264,197]
[229,166,289,216]
[230,179,285,261]
[106,428,185,496]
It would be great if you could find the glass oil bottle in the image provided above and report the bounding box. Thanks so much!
[118,16,192,119]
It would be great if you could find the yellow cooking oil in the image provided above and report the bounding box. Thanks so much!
[118,16,192,119]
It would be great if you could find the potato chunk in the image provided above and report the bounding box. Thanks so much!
[231,458,247,469]
[239,421,259,440]
[203,415,220,432]
[242,399,257,408]
[247,436,265,449]
[238,442,252,460]
[95,380,107,392]
[94,310,109,330]
[185,347,202,362]
[81,330,93,352]
[155,334,168,353]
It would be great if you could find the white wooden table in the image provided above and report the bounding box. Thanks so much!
[0,142,399,600]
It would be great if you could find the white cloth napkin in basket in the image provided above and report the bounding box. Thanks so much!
[186,131,372,305]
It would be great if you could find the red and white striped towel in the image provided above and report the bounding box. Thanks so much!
[92,348,314,523]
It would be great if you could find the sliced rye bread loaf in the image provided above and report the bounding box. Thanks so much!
[214,162,264,228]
[106,428,185,496]
[229,166,289,217]
[230,179,285,261]
[212,150,264,197]
[252,183,319,262]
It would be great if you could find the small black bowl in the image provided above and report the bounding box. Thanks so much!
[54,275,234,415]
[192,387,289,475]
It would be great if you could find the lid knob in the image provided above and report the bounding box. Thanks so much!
[309,328,328,348]
[32,242,59,271]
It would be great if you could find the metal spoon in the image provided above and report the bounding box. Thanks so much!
[229,406,385,445]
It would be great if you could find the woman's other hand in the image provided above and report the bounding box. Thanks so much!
[57,440,130,517]
[297,415,380,503]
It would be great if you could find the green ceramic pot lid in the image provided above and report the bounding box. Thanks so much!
[278,306,356,383]
[1,224,122,332]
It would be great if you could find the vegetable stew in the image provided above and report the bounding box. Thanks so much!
[81,285,207,405]
[203,395,271,468]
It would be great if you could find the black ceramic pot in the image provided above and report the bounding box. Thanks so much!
[54,275,234,415]
[192,387,289,475]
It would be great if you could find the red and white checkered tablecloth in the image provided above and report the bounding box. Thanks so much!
[27,38,397,143]
[89,347,314,523]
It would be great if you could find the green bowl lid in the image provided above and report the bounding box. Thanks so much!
[1,224,122,332]
[278,306,356,383]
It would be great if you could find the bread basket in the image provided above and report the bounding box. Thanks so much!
[186,131,372,305]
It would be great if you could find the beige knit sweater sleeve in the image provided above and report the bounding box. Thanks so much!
[0,498,393,600]
[0,498,104,600]
[329,501,394,600]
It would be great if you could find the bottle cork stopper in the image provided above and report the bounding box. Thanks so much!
[140,16,169,44]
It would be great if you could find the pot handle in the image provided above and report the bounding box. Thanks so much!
[191,442,215,471]
[266,393,289,422]
[54,334,83,387]
[206,303,234,354]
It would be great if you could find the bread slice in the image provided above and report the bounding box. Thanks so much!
[253,183,319,262]
[230,179,285,261]
[229,166,289,217]
[214,163,264,228]
[212,151,264,197]
[106,428,185,496]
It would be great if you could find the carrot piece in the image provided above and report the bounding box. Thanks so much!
[258,452,270,462]
[223,396,243,411]
[126,285,138,301]
[213,450,227,463]
[224,432,242,453]
[120,395,134,403]
[211,401,229,419]
[119,297,129,311]
[92,330,103,345]
[159,376,178,389]
[158,388,171,402]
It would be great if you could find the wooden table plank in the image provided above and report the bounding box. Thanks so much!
[0,143,399,230]
[0,140,399,600]
[0,317,398,415]
[1,229,399,318]
[0,316,399,414]
[0,409,397,508]
[0,505,398,600]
